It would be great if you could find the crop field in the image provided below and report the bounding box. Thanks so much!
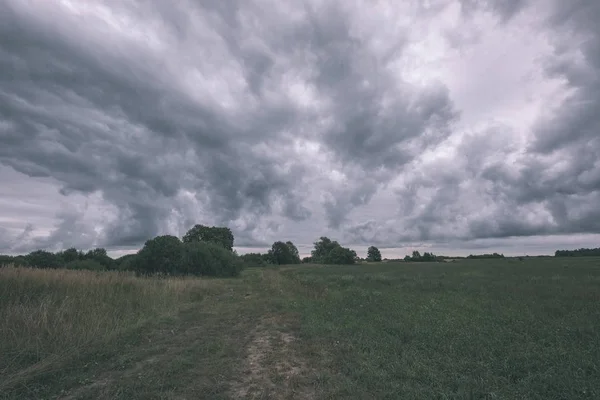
[1,257,599,399]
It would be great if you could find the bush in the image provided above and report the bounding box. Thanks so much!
[181,241,244,277]
[132,235,184,276]
[240,253,268,267]
[65,259,106,271]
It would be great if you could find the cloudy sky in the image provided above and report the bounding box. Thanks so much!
[1,0,599,258]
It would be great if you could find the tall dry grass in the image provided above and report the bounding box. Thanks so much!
[0,266,210,388]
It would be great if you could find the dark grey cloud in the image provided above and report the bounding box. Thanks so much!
[1,0,599,256]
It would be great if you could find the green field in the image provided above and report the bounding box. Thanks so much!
[1,258,599,399]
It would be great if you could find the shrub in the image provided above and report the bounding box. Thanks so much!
[65,259,106,271]
[181,241,244,277]
[240,253,268,267]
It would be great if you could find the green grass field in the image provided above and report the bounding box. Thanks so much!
[1,257,599,399]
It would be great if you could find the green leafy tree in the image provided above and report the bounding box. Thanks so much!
[311,237,357,265]
[323,246,357,265]
[26,250,62,269]
[83,247,115,269]
[268,241,300,265]
[182,224,234,251]
[115,254,138,271]
[311,237,340,263]
[367,246,382,262]
[286,241,300,263]
[60,247,80,263]
[133,235,184,276]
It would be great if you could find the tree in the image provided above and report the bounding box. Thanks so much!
[311,237,357,265]
[26,250,62,269]
[182,224,234,251]
[268,241,300,265]
[133,235,184,276]
[60,247,80,263]
[311,237,340,263]
[286,241,300,263]
[323,246,356,265]
[83,247,115,269]
[367,246,382,262]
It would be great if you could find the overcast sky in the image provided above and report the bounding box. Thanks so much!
[1,0,599,258]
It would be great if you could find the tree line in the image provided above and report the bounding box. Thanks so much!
[555,248,600,257]
[0,225,388,276]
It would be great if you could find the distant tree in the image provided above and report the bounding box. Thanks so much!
[323,246,357,265]
[115,253,138,271]
[367,246,382,262]
[133,235,184,276]
[286,241,300,262]
[182,224,234,251]
[83,248,115,269]
[12,255,30,267]
[311,237,340,263]
[60,247,80,263]
[26,250,62,269]
[310,236,357,265]
[404,251,438,262]
[0,255,14,266]
[268,241,300,265]
[301,256,313,264]
[555,248,600,257]
[467,253,505,259]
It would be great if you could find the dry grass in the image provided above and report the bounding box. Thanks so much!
[0,266,209,391]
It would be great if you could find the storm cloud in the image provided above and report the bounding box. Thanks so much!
[1,0,599,257]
